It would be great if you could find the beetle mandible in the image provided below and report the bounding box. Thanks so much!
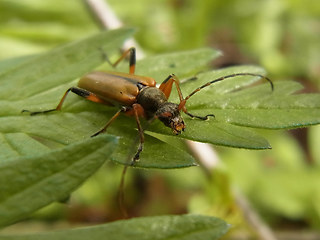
[23,48,273,161]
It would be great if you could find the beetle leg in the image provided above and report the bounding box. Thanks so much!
[22,88,72,115]
[132,103,145,162]
[91,106,128,137]
[22,87,108,115]
[159,74,184,100]
[159,75,174,99]
[111,47,136,75]
[178,98,215,120]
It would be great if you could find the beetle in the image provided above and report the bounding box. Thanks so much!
[23,47,273,162]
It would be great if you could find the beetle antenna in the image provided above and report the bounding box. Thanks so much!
[184,73,274,102]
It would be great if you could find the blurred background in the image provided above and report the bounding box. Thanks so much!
[1,0,319,239]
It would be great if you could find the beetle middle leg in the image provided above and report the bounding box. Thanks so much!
[91,106,128,137]
[91,103,145,162]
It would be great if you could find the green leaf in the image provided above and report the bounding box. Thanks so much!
[0,28,135,102]
[187,79,320,129]
[0,215,229,240]
[88,114,196,168]
[133,48,222,80]
[0,134,117,228]
[0,55,36,76]
[0,28,133,227]
[1,35,319,169]
[145,65,274,149]
[148,120,271,150]
[160,65,320,139]
[0,28,131,156]
[111,129,197,168]
[0,45,218,169]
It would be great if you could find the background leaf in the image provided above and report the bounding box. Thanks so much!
[0,28,132,158]
[1,40,320,169]
[0,134,118,228]
[0,28,134,102]
[0,46,221,169]
[0,215,229,240]
[0,28,132,227]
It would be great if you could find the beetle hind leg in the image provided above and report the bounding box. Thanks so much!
[22,87,74,115]
[22,87,108,116]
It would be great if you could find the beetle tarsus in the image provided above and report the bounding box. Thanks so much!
[185,112,215,120]
[91,129,104,137]
[130,140,143,163]
[21,109,57,116]
[133,148,142,162]
[133,154,140,162]
[199,114,215,120]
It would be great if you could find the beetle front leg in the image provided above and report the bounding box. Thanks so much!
[178,99,215,120]
[159,74,184,100]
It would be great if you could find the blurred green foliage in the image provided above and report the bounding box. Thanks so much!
[0,0,97,57]
[1,0,319,83]
[0,0,319,236]
[108,0,320,82]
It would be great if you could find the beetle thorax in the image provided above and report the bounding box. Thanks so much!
[137,87,185,134]
[137,87,168,118]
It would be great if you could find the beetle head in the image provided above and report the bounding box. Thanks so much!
[156,102,185,135]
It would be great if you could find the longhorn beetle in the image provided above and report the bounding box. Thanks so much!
[23,47,274,162]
